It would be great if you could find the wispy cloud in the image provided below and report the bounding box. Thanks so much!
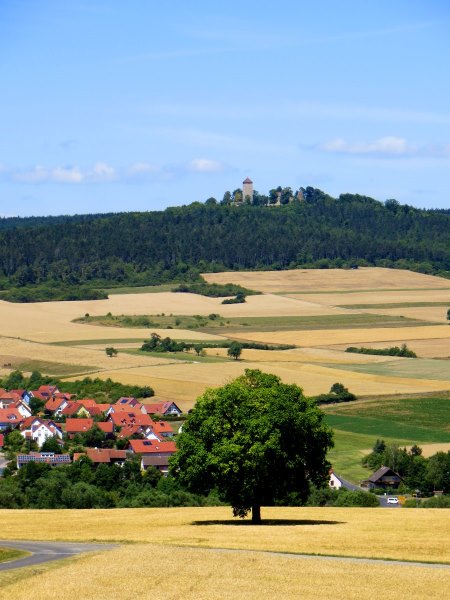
[1,158,231,185]
[187,158,226,173]
[9,162,117,184]
[313,137,450,158]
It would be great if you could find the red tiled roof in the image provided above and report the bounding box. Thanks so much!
[37,385,60,396]
[129,439,176,454]
[61,402,83,416]
[0,408,24,424]
[143,401,180,415]
[150,421,173,434]
[74,448,127,463]
[0,391,22,403]
[65,418,94,433]
[65,418,113,434]
[77,399,98,408]
[109,412,152,427]
[113,405,144,414]
[45,397,67,412]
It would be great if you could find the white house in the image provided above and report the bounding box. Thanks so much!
[20,418,63,448]
[328,469,343,490]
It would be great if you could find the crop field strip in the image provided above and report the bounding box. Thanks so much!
[1,543,449,600]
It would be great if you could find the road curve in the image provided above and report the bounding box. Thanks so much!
[0,540,118,571]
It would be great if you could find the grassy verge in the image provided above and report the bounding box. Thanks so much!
[0,548,29,563]
[104,284,177,295]
[121,349,227,363]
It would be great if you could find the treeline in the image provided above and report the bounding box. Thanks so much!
[140,334,295,354]
[0,459,222,509]
[0,371,154,402]
[346,344,417,358]
[1,191,450,293]
[0,286,108,303]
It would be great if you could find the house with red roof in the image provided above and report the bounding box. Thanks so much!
[128,439,176,455]
[12,398,33,419]
[0,391,23,409]
[0,408,24,431]
[73,448,128,466]
[65,418,114,438]
[20,418,63,448]
[61,402,91,418]
[36,385,60,399]
[131,439,177,475]
[44,396,70,416]
[143,401,182,416]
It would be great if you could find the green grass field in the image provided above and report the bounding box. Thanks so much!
[325,396,450,481]
[12,359,95,377]
[74,312,432,332]
[325,357,450,381]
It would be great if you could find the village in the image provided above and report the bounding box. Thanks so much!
[0,385,182,475]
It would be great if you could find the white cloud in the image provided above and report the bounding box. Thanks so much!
[128,162,161,175]
[187,158,225,172]
[316,137,450,158]
[86,162,116,182]
[51,166,84,183]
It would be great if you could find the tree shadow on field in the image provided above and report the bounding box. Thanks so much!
[192,519,345,527]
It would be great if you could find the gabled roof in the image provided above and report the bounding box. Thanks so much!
[61,402,84,416]
[143,401,181,415]
[115,397,139,406]
[65,418,113,434]
[0,408,24,423]
[369,465,402,483]
[45,396,68,412]
[0,391,22,403]
[109,412,153,427]
[77,399,98,408]
[129,439,176,454]
[150,421,173,435]
[113,405,144,414]
[37,385,60,396]
[74,448,127,463]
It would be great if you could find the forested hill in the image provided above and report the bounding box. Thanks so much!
[1,191,450,290]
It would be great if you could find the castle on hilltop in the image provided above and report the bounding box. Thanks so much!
[231,177,304,206]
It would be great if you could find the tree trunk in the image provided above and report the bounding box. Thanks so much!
[251,504,261,524]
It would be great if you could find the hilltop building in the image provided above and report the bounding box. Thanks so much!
[242,177,253,202]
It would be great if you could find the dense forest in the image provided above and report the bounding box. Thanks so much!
[1,188,450,295]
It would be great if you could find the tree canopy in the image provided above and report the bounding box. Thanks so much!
[170,369,334,523]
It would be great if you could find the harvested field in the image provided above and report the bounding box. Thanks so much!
[356,305,447,324]
[1,544,449,600]
[0,506,448,562]
[291,288,450,307]
[203,267,450,293]
[232,324,450,347]
[84,358,450,408]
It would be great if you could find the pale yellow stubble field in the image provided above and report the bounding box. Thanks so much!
[288,288,450,307]
[91,357,450,408]
[356,305,448,323]
[0,506,448,562]
[2,543,449,600]
[203,266,450,293]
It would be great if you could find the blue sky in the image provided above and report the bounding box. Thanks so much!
[1,0,449,216]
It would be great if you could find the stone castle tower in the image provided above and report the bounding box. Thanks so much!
[242,177,253,202]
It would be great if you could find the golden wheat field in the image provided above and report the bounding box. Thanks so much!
[203,266,450,293]
[0,507,449,600]
[1,267,450,402]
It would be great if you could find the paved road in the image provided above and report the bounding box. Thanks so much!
[0,540,118,571]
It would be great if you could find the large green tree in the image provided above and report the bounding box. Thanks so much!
[170,369,333,523]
